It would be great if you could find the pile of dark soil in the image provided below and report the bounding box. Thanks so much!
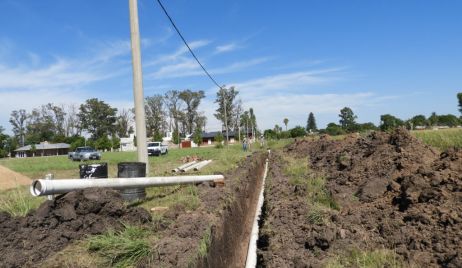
[0,189,151,268]
[259,129,462,267]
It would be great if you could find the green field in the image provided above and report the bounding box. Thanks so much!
[0,144,255,180]
[0,143,265,217]
[412,128,462,150]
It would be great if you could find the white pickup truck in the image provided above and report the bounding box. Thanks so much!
[147,142,168,156]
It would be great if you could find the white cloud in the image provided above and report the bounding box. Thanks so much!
[149,57,270,80]
[0,39,135,133]
[199,68,394,131]
[215,42,239,54]
[144,39,211,67]
[234,68,343,99]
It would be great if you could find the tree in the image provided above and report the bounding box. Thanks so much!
[410,115,428,128]
[193,127,202,146]
[437,114,460,127]
[0,126,10,158]
[240,111,251,138]
[458,92,462,114]
[26,107,54,144]
[306,112,317,133]
[64,104,81,137]
[263,129,277,140]
[78,98,117,140]
[9,109,28,146]
[283,118,289,131]
[115,109,133,138]
[339,107,357,132]
[380,114,404,131]
[274,124,282,133]
[214,86,239,133]
[428,112,438,127]
[179,89,205,134]
[172,128,180,144]
[290,126,306,138]
[249,108,257,138]
[325,123,345,136]
[233,99,243,139]
[215,132,224,148]
[95,136,111,151]
[25,103,67,143]
[357,122,378,132]
[145,95,166,138]
[194,113,207,132]
[164,90,183,136]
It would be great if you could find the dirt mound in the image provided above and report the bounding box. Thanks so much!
[260,129,462,267]
[0,164,32,190]
[0,188,151,268]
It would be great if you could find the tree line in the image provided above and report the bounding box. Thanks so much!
[264,93,462,139]
[0,86,258,157]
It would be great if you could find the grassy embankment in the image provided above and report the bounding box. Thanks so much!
[411,128,462,150]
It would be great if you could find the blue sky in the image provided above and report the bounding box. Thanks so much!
[0,0,461,134]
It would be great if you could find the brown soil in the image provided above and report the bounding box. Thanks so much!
[0,189,151,268]
[0,164,32,190]
[258,129,462,267]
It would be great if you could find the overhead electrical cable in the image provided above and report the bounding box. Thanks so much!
[155,0,223,89]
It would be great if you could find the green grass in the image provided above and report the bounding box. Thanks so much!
[283,155,339,224]
[87,224,153,268]
[187,226,212,267]
[266,138,294,150]
[412,128,462,150]
[0,186,45,216]
[325,248,403,268]
[0,143,252,179]
[134,184,201,212]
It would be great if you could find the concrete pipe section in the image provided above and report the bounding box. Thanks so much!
[30,175,225,197]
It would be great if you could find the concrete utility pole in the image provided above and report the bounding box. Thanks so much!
[129,0,149,174]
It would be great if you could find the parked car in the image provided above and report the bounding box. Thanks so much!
[147,142,168,156]
[69,146,101,161]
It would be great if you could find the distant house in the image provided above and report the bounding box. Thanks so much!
[120,134,136,152]
[15,142,70,158]
[201,131,253,145]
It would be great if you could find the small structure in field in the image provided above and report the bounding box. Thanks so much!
[14,142,70,158]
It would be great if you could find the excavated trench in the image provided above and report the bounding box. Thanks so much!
[197,152,267,268]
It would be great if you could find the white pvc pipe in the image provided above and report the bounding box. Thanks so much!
[172,161,197,172]
[245,151,270,268]
[193,160,212,171]
[30,175,224,197]
[181,160,207,172]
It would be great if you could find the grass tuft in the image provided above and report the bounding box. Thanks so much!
[0,186,44,216]
[283,155,339,224]
[326,248,403,268]
[87,224,152,268]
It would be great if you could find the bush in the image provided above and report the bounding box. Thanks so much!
[290,126,306,138]
[215,132,224,145]
[325,123,346,136]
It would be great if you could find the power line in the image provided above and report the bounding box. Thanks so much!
[155,0,223,90]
